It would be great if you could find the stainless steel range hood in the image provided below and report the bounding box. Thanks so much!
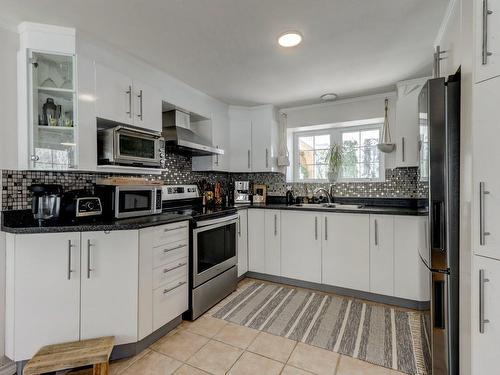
[162,110,224,156]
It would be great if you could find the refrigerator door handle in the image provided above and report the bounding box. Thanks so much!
[432,201,446,251]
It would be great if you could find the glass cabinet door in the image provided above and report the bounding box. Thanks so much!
[29,50,77,170]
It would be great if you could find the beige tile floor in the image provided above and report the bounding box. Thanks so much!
[71,278,407,375]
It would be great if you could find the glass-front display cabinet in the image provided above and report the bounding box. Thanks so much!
[29,50,77,169]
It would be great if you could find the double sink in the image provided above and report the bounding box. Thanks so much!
[291,203,364,210]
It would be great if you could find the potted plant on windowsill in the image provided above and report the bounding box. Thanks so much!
[327,144,343,183]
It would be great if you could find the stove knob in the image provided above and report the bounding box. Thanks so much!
[86,201,95,210]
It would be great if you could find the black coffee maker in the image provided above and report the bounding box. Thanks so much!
[30,184,63,221]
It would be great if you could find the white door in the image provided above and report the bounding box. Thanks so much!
[229,108,252,172]
[10,233,80,360]
[212,112,230,171]
[475,0,500,82]
[248,209,265,273]
[81,230,139,345]
[394,216,430,301]
[472,255,500,374]
[322,213,370,291]
[95,64,134,125]
[281,211,322,283]
[369,215,394,296]
[133,81,162,132]
[473,77,500,260]
[265,210,281,276]
[237,209,249,277]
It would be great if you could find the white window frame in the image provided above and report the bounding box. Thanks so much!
[292,122,385,183]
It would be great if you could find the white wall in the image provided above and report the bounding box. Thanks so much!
[0,26,19,170]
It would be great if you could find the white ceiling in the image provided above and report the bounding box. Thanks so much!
[0,0,449,107]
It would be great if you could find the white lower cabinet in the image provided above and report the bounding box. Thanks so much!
[264,210,281,276]
[472,255,500,375]
[281,211,322,283]
[322,213,370,292]
[237,209,249,277]
[248,209,265,273]
[394,216,430,301]
[80,231,139,345]
[369,215,395,296]
[5,233,81,361]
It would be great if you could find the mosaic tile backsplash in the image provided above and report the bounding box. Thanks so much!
[1,153,427,210]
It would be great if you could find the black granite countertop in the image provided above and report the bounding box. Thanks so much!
[233,197,428,216]
[1,210,191,234]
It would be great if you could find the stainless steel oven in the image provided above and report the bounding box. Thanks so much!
[94,185,163,219]
[193,214,238,287]
[97,125,163,168]
[190,213,238,319]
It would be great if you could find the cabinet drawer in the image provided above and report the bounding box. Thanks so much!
[153,241,188,269]
[153,281,188,331]
[153,258,188,290]
[152,222,189,248]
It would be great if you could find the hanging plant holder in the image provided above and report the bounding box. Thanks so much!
[377,98,396,153]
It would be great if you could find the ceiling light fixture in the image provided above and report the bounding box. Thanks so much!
[320,93,338,101]
[278,31,303,47]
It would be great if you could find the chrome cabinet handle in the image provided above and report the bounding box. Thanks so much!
[215,146,219,166]
[274,214,278,236]
[163,281,187,294]
[137,89,143,120]
[401,137,406,162]
[483,0,494,65]
[238,216,241,237]
[479,269,491,333]
[87,239,94,279]
[315,217,318,240]
[164,225,186,232]
[324,216,328,241]
[480,182,491,245]
[126,85,132,118]
[163,262,187,273]
[374,219,379,246]
[163,244,186,253]
[266,148,269,168]
[67,240,75,280]
[248,150,251,169]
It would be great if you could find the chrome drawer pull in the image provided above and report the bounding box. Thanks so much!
[67,240,75,280]
[163,262,187,273]
[163,244,186,253]
[479,269,491,333]
[163,226,186,232]
[163,281,187,294]
[480,182,491,245]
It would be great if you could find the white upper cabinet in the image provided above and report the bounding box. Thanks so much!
[229,107,252,172]
[281,211,322,283]
[5,232,81,361]
[133,80,162,132]
[251,106,280,172]
[80,230,139,345]
[472,77,500,260]
[229,105,280,173]
[475,0,500,82]
[434,0,461,78]
[393,78,427,168]
[369,215,394,296]
[322,213,370,292]
[17,23,79,170]
[95,64,162,132]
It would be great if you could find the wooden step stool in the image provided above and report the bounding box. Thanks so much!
[23,337,115,375]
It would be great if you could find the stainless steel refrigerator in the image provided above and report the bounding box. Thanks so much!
[418,73,460,375]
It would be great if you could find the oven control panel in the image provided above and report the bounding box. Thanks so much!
[162,185,199,200]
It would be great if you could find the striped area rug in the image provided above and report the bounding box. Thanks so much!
[213,282,431,375]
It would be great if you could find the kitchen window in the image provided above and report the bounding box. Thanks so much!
[292,123,384,182]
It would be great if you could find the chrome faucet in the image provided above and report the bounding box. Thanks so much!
[313,187,333,203]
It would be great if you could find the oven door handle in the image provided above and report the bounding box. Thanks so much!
[195,214,239,228]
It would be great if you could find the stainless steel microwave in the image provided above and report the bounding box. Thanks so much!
[97,125,163,168]
[94,185,163,219]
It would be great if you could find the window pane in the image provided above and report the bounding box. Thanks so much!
[315,135,330,149]
[298,136,314,151]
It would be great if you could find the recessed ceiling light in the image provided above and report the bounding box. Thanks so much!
[278,31,303,48]
[320,93,338,101]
